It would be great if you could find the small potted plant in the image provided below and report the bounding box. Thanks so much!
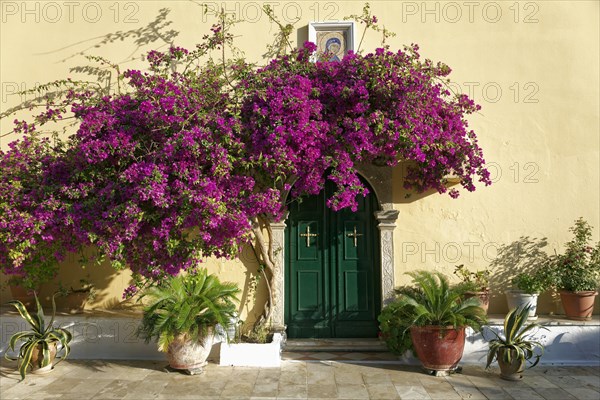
[219,320,283,367]
[4,293,73,381]
[379,270,487,375]
[136,268,239,375]
[485,305,547,381]
[54,279,96,314]
[549,218,600,320]
[505,271,550,320]
[6,267,56,310]
[454,264,491,313]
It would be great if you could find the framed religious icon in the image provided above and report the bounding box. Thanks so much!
[308,21,355,62]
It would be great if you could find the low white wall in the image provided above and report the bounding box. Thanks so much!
[462,323,600,366]
[1,313,598,366]
[0,312,164,361]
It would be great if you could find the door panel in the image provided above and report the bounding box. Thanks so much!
[285,180,380,338]
[297,271,320,311]
[335,192,379,338]
[343,271,369,311]
[286,192,331,338]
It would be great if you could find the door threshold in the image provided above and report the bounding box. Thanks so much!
[284,338,387,352]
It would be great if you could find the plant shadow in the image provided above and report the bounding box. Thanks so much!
[488,236,557,314]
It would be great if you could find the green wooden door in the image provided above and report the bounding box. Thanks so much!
[285,182,380,338]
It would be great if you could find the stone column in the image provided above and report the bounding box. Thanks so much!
[375,210,400,305]
[269,219,287,333]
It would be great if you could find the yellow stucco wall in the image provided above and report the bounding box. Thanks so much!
[1,1,599,318]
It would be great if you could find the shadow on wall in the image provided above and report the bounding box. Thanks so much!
[236,243,270,333]
[1,9,181,307]
[541,329,600,365]
[39,7,178,64]
[0,247,124,310]
[1,8,179,123]
[392,161,459,204]
[488,236,559,315]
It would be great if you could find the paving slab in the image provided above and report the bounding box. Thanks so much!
[0,358,598,399]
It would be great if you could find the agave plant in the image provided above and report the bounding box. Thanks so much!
[137,268,240,352]
[5,293,73,381]
[486,305,547,370]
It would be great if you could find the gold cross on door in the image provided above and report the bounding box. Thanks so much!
[300,225,318,247]
[346,225,363,247]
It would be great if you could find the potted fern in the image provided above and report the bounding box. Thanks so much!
[4,293,73,381]
[136,268,239,374]
[379,270,487,374]
[485,305,547,381]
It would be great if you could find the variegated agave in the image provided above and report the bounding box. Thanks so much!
[5,293,73,381]
[485,305,547,369]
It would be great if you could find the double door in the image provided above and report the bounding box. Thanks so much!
[285,183,380,338]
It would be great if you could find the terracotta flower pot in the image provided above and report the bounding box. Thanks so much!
[55,291,89,314]
[29,341,58,375]
[464,290,490,314]
[410,325,466,372]
[559,290,598,321]
[497,348,525,381]
[9,285,37,310]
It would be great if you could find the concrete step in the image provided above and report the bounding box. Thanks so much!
[284,338,388,352]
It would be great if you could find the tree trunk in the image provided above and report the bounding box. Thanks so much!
[250,216,276,329]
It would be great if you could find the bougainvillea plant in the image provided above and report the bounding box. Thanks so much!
[0,5,490,321]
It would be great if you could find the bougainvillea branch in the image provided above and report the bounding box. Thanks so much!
[0,7,490,323]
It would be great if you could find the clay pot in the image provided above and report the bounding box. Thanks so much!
[497,348,525,381]
[559,290,598,321]
[55,291,89,314]
[464,290,490,314]
[9,286,37,310]
[29,341,58,374]
[410,325,466,372]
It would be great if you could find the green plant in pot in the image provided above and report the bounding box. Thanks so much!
[137,268,239,374]
[6,264,58,310]
[549,218,600,320]
[454,264,491,313]
[4,293,73,381]
[55,279,96,314]
[485,305,547,381]
[378,285,421,357]
[506,271,550,320]
[379,270,487,374]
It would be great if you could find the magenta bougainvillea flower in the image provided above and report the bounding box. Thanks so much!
[0,39,490,292]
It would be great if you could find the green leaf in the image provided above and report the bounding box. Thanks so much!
[8,301,40,332]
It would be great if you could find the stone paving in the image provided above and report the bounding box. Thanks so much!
[0,359,599,400]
